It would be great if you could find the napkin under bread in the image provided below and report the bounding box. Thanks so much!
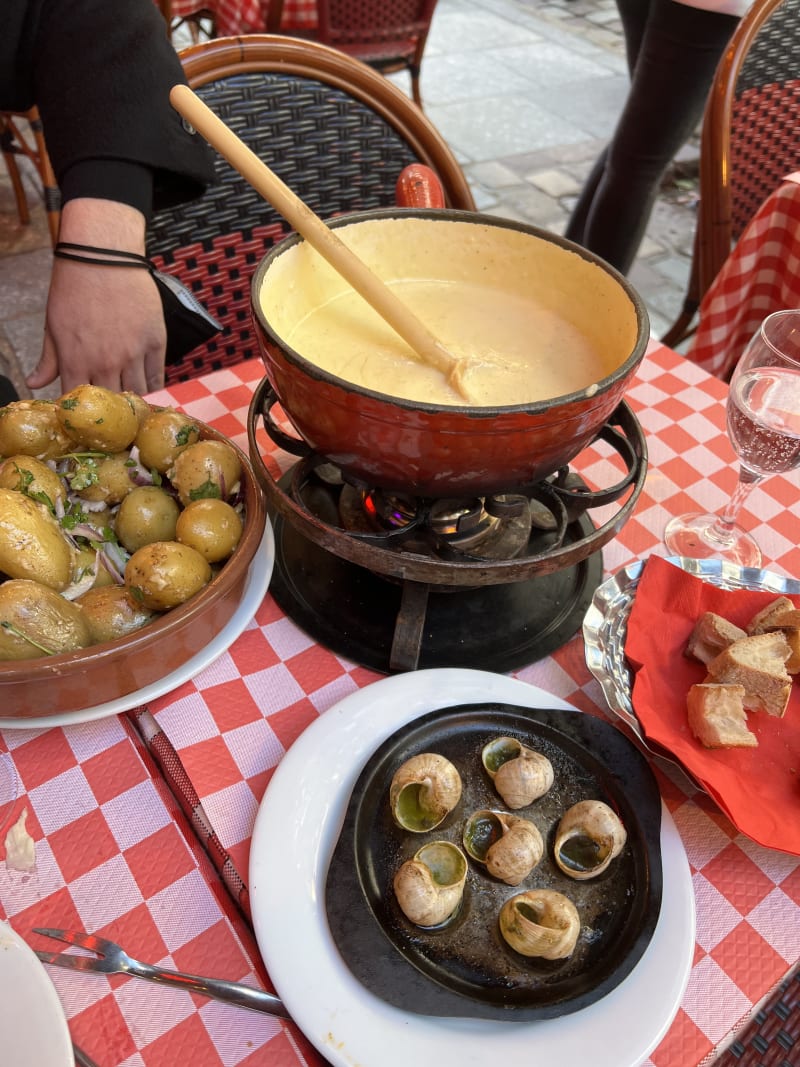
[624,555,800,855]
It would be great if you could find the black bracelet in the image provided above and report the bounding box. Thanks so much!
[53,242,152,269]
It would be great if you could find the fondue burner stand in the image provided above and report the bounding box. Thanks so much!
[247,381,647,674]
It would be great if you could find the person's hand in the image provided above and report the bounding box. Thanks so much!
[26,198,167,395]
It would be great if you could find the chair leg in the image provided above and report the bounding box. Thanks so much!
[661,226,701,349]
[1,148,31,226]
[169,11,216,42]
[27,110,60,244]
[0,109,60,245]
[661,303,699,348]
[409,64,423,108]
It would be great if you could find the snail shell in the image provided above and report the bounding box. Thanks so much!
[389,752,462,832]
[462,809,544,886]
[481,736,554,809]
[393,840,468,927]
[499,889,580,960]
[554,799,627,880]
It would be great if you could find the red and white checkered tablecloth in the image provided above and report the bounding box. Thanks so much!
[140,343,800,1067]
[0,711,318,1065]
[167,0,318,36]
[685,172,800,380]
[278,0,318,31]
[1,343,798,1066]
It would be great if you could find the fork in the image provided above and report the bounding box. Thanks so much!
[33,928,290,1018]
[73,1043,100,1067]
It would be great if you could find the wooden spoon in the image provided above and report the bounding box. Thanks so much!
[170,84,478,403]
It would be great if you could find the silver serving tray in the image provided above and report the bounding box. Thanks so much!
[583,555,800,747]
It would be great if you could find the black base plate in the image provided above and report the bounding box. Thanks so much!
[326,702,663,1020]
[268,512,603,674]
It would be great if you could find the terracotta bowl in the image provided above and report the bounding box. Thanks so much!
[251,209,650,497]
[0,423,266,721]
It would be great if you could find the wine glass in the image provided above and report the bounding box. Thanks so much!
[664,308,800,567]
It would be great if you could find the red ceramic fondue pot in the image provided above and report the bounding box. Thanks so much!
[250,209,649,497]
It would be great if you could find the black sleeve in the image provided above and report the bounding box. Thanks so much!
[13,0,215,214]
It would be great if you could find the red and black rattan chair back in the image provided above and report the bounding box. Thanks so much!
[662,0,800,348]
[146,34,474,385]
[313,0,439,107]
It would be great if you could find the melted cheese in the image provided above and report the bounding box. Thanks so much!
[259,217,638,408]
[283,279,611,406]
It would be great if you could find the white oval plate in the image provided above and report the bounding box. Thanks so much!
[250,668,695,1067]
[0,922,72,1067]
[0,524,274,730]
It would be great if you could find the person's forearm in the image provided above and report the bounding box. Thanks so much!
[28,197,166,394]
[57,198,147,255]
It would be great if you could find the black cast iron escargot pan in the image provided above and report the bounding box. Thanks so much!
[325,702,663,1021]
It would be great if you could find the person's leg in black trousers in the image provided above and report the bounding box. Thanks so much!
[564,0,739,275]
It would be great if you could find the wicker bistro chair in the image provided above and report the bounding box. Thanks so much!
[265,0,438,108]
[312,0,438,108]
[0,107,60,246]
[146,33,474,385]
[156,0,217,44]
[662,0,800,350]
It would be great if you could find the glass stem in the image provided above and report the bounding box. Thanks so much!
[709,466,763,546]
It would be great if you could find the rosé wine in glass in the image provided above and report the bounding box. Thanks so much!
[727,366,800,477]
[664,309,800,567]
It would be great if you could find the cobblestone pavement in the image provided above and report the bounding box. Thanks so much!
[0,0,698,398]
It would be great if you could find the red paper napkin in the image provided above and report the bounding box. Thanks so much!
[625,555,800,855]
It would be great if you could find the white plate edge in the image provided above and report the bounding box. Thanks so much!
[249,667,695,1067]
[0,921,72,1067]
[0,522,275,730]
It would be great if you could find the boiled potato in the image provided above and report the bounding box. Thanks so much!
[0,399,71,459]
[75,505,115,534]
[76,585,156,644]
[0,488,74,591]
[0,454,67,511]
[116,486,181,552]
[0,579,92,659]
[168,439,242,506]
[74,547,115,589]
[175,499,243,563]
[57,385,139,452]
[77,452,136,505]
[125,541,212,611]
[121,391,152,430]
[135,409,201,473]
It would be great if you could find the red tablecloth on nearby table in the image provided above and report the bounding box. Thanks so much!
[2,341,799,1066]
[276,0,317,31]
[168,0,318,36]
[686,172,800,380]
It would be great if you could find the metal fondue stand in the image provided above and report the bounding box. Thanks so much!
[247,378,647,673]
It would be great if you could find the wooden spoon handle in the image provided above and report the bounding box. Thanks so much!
[169,85,458,379]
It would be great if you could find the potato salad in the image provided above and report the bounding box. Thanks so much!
[0,385,245,660]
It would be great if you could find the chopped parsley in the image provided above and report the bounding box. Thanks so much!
[0,620,56,655]
[176,423,200,446]
[189,477,221,500]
